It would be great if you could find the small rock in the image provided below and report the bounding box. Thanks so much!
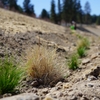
[1,93,39,100]
[81,96,89,100]
[56,82,63,87]
[82,58,90,65]
[91,53,98,60]
[42,88,49,94]
[77,93,83,97]
[3,93,12,98]
[87,75,97,81]
[56,47,66,52]
[63,83,71,89]
[31,81,39,87]
[70,96,77,100]
[44,96,55,100]
[87,83,94,88]
[56,92,63,97]
[50,87,57,92]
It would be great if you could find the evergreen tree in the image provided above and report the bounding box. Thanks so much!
[50,0,57,24]
[84,1,91,24]
[40,9,49,19]
[23,0,35,15]
[96,16,100,25]
[75,0,83,23]
[9,0,18,10]
[58,0,61,24]
[1,0,18,10]
[91,15,97,24]
[62,0,82,23]
[1,0,8,6]
[17,5,23,13]
[62,0,70,23]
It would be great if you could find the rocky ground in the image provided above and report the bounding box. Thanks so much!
[0,8,100,100]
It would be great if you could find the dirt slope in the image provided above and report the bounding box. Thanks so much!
[0,8,100,100]
[0,8,66,34]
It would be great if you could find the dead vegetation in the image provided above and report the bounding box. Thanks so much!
[25,45,63,86]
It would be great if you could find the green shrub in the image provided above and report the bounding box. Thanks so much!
[77,46,86,58]
[0,57,23,94]
[67,54,79,70]
[70,25,75,30]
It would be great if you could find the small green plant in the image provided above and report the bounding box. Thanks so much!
[77,46,86,58]
[0,57,23,94]
[76,34,83,39]
[67,54,79,70]
[70,25,75,30]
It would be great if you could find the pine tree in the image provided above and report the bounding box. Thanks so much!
[91,15,97,24]
[50,0,57,24]
[62,0,70,23]
[9,0,17,10]
[96,16,100,25]
[23,0,35,16]
[40,9,49,19]
[75,0,83,23]
[62,0,82,23]
[1,0,8,6]
[1,0,18,10]
[84,1,91,24]
[58,0,61,24]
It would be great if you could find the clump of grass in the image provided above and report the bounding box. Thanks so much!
[76,34,83,39]
[67,54,79,70]
[77,46,86,58]
[0,57,23,94]
[78,37,90,49]
[25,46,62,85]
[77,37,90,57]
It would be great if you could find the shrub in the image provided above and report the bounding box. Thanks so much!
[67,54,79,70]
[25,46,62,85]
[0,57,23,94]
[78,37,90,49]
[70,25,75,30]
[77,46,86,58]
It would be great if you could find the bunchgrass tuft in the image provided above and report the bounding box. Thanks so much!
[76,34,83,39]
[77,46,86,58]
[0,57,23,94]
[67,54,79,70]
[78,37,90,49]
[25,46,62,85]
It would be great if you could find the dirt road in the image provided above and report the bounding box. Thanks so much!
[77,25,100,36]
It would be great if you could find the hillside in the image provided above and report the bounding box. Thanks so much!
[0,8,100,100]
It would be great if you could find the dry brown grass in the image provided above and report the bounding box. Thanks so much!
[25,45,63,85]
[77,37,90,49]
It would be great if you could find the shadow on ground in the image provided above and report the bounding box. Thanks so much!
[77,26,98,36]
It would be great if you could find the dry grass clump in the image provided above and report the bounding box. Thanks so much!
[25,45,62,85]
[77,37,90,49]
